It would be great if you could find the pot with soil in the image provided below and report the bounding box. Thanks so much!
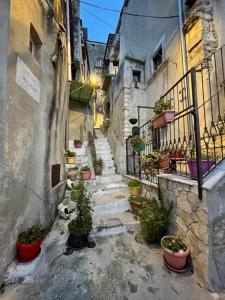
[152,99,175,129]
[161,236,190,271]
[128,179,141,196]
[65,151,76,164]
[129,196,147,215]
[158,154,170,170]
[80,166,92,180]
[93,158,104,175]
[67,167,78,181]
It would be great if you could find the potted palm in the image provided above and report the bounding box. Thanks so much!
[67,167,78,181]
[65,151,76,164]
[80,165,92,180]
[129,196,147,215]
[128,179,141,196]
[67,189,92,250]
[161,236,189,271]
[152,99,175,128]
[187,151,216,180]
[130,135,146,152]
[74,139,82,148]
[16,224,47,262]
[93,158,104,175]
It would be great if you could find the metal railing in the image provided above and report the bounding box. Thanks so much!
[126,44,225,199]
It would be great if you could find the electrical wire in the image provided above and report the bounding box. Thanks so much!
[80,0,178,19]
[81,7,115,30]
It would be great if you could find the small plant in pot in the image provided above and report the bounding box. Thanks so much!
[74,139,82,148]
[67,190,92,250]
[128,179,141,196]
[93,158,104,175]
[71,181,85,201]
[152,99,175,129]
[67,166,78,181]
[80,165,92,180]
[17,224,47,262]
[161,236,189,271]
[158,150,170,170]
[129,196,147,215]
[130,135,146,152]
[140,151,161,176]
[187,150,216,180]
[65,151,76,164]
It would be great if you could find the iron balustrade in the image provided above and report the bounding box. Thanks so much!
[126,44,225,199]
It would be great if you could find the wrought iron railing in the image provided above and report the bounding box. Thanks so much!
[126,44,225,199]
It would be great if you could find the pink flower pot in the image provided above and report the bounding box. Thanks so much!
[152,111,175,129]
[75,143,82,148]
[81,171,92,180]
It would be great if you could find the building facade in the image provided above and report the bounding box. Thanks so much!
[0,0,69,283]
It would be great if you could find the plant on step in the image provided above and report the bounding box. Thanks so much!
[140,151,162,176]
[138,191,172,244]
[65,150,76,158]
[68,188,93,249]
[128,179,141,196]
[93,158,104,175]
[67,166,79,181]
[161,236,187,253]
[80,165,92,180]
[17,224,47,262]
[153,99,171,116]
[130,135,146,152]
[74,139,82,148]
[129,195,147,215]
[71,181,85,201]
[81,165,91,171]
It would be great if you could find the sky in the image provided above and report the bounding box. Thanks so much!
[80,0,124,43]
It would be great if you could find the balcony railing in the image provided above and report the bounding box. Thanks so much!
[126,44,225,199]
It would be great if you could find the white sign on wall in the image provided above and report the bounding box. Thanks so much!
[16,56,41,103]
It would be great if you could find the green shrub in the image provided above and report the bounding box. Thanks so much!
[161,236,187,253]
[154,99,171,116]
[81,165,91,171]
[18,224,47,244]
[93,158,103,167]
[140,152,162,176]
[130,135,145,147]
[65,150,76,158]
[128,179,141,188]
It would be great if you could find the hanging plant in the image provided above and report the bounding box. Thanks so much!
[130,135,146,152]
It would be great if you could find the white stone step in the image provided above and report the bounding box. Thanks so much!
[97,182,128,193]
[68,140,88,149]
[95,138,108,143]
[102,161,114,168]
[70,148,87,156]
[96,175,122,184]
[96,149,112,156]
[90,212,139,237]
[95,144,111,150]
[97,154,113,161]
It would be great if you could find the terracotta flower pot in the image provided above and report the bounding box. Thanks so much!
[67,157,76,164]
[130,187,140,196]
[81,171,92,180]
[130,200,142,215]
[158,154,170,170]
[161,236,190,270]
[94,166,103,175]
[67,170,77,181]
[16,239,42,262]
[152,111,175,129]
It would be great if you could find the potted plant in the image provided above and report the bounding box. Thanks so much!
[161,236,189,271]
[74,139,82,148]
[67,189,92,250]
[128,179,141,196]
[187,151,216,180]
[80,165,92,180]
[141,151,161,176]
[158,151,170,170]
[67,167,78,181]
[16,224,46,262]
[130,135,146,152]
[129,196,147,215]
[152,99,175,128]
[138,195,172,244]
[93,158,104,175]
[65,151,76,164]
[71,181,85,201]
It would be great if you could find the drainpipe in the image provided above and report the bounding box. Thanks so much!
[66,0,72,82]
[178,0,188,74]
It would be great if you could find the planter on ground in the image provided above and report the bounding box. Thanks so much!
[129,196,146,215]
[128,179,141,196]
[67,168,78,181]
[161,236,190,271]
[187,159,215,179]
[93,158,104,175]
[152,111,175,129]
[80,166,91,180]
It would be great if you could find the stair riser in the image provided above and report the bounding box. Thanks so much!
[96,177,122,184]
[94,200,129,215]
[90,223,138,238]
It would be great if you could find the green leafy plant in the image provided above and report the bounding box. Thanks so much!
[81,165,91,171]
[140,152,162,176]
[129,195,147,204]
[65,150,76,158]
[68,167,78,172]
[93,158,104,167]
[161,236,187,253]
[18,224,47,244]
[128,179,141,188]
[138,193,172,244]
[74,139,82,144]
[68,188,93,236]
[130,135,145,148]
[71,181,85,201]
[154,99,171,116]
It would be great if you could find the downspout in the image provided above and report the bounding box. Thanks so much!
[66,0,72,81]
[178,0,188,74]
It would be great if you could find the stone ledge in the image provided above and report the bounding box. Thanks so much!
[158,173,197,187]
[123,175,158,189]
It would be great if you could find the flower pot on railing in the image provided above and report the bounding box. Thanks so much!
[187,159,215,180]
[158,154,170,170]
[152,111,175,129]
[134,143,145,152]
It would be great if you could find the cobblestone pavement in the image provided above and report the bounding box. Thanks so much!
[1,219,223,300]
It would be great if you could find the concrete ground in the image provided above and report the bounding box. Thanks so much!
[1,218,223,300]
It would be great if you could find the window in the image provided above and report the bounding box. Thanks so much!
[152,46,163,71]
[95,58,103,68]
[29,24,42,63]
[52,164,61,188]
[132,70,141,83]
